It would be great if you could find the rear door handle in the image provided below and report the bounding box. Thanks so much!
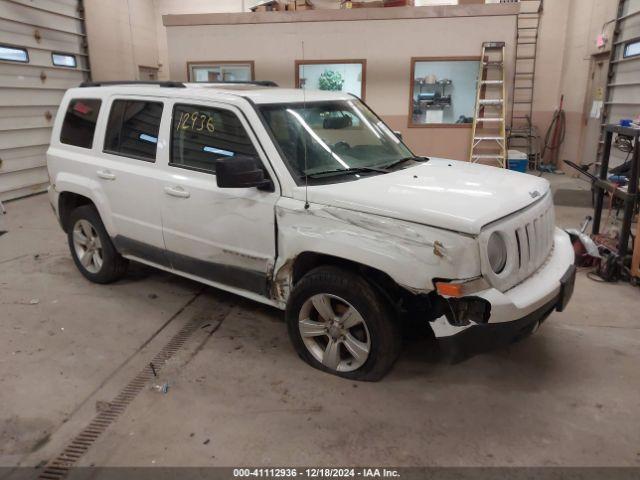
[164,185,190,198]
[97,169,116,180]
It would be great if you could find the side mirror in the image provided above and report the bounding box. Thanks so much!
[393,130,403,141]
[215,155,273,190]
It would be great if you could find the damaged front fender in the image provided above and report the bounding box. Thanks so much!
[271,198,482,303]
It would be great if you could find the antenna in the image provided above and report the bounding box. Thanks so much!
[302,40,310,210]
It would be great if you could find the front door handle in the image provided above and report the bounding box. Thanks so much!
[97,169,116,180]
[164,185,190,198]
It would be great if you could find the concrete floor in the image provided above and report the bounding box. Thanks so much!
[1,174,639,469]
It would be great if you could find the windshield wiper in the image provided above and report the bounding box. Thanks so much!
[305,166,388,178]
[382,156,429,170]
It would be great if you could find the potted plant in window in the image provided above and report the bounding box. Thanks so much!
[318,69,344,91]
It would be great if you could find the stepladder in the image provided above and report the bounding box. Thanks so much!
[470,41,507,168]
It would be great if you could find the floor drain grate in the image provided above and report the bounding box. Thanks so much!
[38,294,205,479]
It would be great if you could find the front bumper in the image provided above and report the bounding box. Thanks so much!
[432,228,576,361]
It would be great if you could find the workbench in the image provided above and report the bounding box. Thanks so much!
[592,125,640,261]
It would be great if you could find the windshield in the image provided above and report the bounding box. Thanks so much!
[258,99,415,184]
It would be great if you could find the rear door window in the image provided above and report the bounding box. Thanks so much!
[60,99,102,149]
[170,104,258,174]
[104,100,163,162]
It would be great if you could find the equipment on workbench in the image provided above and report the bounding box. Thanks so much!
[564,125,639,285]
[592,125,639,259]
[470,42,507,168]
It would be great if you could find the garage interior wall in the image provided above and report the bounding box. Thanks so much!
[1,0,628,200]
[531,0,619,172]
[84,0,249,82]
[0,0,90,201]
[160,0,626,165]
[84,0,160,81]
[94,0,473,82]
[163,5,518,161]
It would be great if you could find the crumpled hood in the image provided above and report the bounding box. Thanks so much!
[303,158,550,235]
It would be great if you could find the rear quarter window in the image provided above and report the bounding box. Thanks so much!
[60,99,102,149]
[104,99,163,162]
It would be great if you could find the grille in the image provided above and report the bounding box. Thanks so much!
[513,201,555,282]
[480,192,555,292]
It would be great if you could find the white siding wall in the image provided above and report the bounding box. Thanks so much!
[607,0,640,126]
[0,0,90,200]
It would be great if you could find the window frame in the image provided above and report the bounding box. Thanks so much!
[294,59,367,100]
[59,98,102,149]
[169,102,260,176]
[51,52,77,68]
[0,43,29,63]
[408,56,480,129]
[102,98,164,163]
[186,60,255,83]
[623,38,640,59]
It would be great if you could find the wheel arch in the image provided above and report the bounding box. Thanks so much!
[288,251,410,310]
[58,191,94,232]
[53,175,115,236]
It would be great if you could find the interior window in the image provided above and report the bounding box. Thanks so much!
[170,104,258,174]
[188,63,253,82]
[410,59,480,126]
[297,61,365,99]
[60,99,102,149]
[104,100,163,161]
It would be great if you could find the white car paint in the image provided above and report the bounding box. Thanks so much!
[47,83,575,345]
[300,158,550,235]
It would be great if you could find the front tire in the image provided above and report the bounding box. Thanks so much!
[286,266,401,381]
[67,205,128,284]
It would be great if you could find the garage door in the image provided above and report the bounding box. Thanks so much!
[603,0,640,167]
[0,0,90,201]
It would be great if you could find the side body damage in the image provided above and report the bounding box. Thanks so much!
[271,197,482,314]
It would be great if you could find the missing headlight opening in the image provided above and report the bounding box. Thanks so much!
[487,231,507,274]
[441,296,491,327]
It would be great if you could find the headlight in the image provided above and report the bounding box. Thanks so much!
[487,231,507,274]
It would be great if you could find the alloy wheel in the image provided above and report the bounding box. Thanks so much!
[72,219,103,274]
[298,293,371,372]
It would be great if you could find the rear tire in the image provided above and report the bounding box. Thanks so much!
[286,266,401,381]
[67,205,128,284]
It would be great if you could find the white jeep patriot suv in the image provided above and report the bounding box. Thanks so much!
[47,81,576,381]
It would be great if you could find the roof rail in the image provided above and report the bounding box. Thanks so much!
[199,80,279,87]
[79,81,186,88]
[78,80,280,88]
